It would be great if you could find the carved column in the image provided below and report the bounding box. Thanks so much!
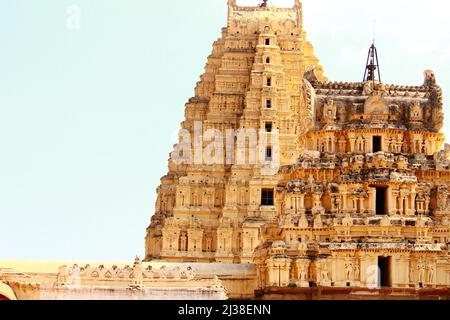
[368,188,376,215]
[407,192,416,216]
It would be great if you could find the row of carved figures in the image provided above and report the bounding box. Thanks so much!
[312,134,441,156]
[262,256,438,288]
[56,260,195,284]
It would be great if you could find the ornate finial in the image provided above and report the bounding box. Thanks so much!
[260,0,269,7]
[363,43,381,83]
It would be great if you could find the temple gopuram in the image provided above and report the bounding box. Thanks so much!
[145,0,450,298]
[1,0,449,301]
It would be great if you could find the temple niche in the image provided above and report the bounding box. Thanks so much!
[145,0,449,298]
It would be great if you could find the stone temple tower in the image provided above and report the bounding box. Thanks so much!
[145,0,449,291]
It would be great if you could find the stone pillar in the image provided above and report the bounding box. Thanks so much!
[331,136,336,153]
[293,196,298,213]
[339,138,346,153]
[368,188,376,215]
[216,228,233,256]
[367,136,373,153]
[407,192,416,216]
[299,194,305,214]
[409,258,416,286]
[393,255,410,288]
[387,188,397,216]
[352,198,358,214]
[398,196,404,216]
[349,137,356,152]
[331,254,338,286]
[359,197,365,214]
[341,189,348,214]
[353,258,361,287]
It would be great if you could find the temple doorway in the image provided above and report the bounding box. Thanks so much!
[378,257,392,287]
[373,136,382,152]
[0,294,10,300]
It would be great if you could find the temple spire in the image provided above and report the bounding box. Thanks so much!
[260,0,269,7]
[363,43,381,83]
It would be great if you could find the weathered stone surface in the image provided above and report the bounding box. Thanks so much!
[145,0,449,295]
[1,0,448,301]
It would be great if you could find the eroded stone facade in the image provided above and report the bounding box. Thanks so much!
[2,1,448,301]
[145,0,450,292]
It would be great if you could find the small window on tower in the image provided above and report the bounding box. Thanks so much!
[261,189,274,206]
[265,146,273,161]
[373,136,382,153]
[265,122,273,133]
[266,57,271,64]
[267,77,272,87]
[265,38,270,46]
[266,99,272,108]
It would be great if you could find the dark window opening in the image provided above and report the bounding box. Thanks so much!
[265,38,270,45]
[267,77,272,87]
[265,122,273,133]
[261,189,274,206]
[266,57,270,64]
[376,187,388,215]
[265,146,273,161]
[378,257,392,287]
[266,99,272,108]
[373,136,382,152]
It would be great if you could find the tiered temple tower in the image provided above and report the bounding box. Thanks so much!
[146,0,449,290]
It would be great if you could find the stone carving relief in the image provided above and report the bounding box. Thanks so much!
[410,101,423,122]
[364,95,388,115]
[323,99,337,122]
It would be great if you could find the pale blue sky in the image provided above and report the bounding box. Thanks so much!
[0,0,449,262]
